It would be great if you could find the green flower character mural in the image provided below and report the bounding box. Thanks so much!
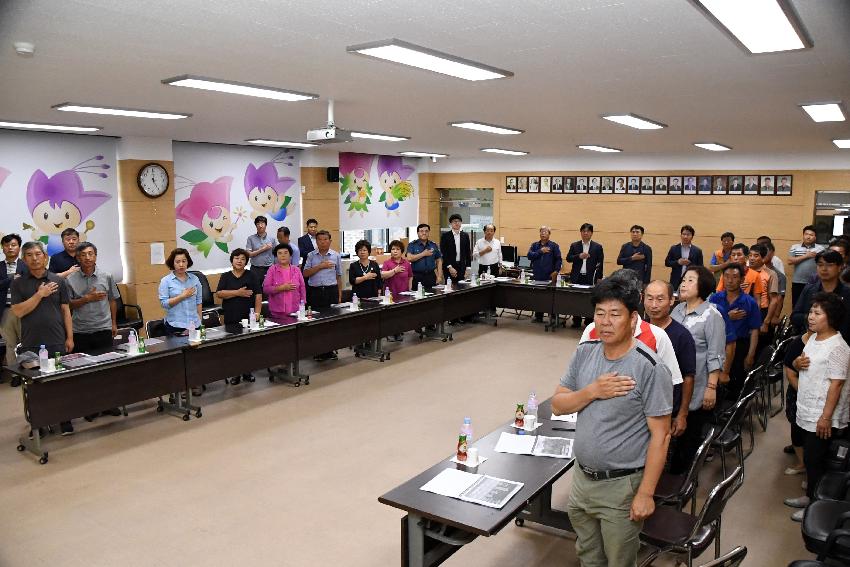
[339,153,375,216]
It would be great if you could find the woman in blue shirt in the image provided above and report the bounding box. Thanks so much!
[158,248,202,336]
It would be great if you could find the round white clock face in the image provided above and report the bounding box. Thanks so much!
[138,163,169,197]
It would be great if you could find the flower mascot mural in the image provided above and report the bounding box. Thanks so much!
[176,176,246,257]
[244,152,296,222]
[24,156,112,255]
[376,156,415,216]
[339,153,375,216]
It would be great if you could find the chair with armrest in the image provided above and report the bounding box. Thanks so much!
[115,289,143,331]
[201,309,221,328]
[188,270,219,312]
[145,318,166,339]
[698,546,746,567]
[789,530,850,565]
[639,466,743,567]
[655,426,718,514]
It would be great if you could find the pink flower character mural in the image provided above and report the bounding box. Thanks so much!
[376,156,415,216]
[24,156,112,255]
[244,151,296,221]
[176,176,246,257]
[339,153,375,216]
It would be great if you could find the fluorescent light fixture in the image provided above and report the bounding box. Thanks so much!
[693,0,809,54]
[602,114,666,130]
[399,151,448,158]
[694,142,732,151]
[834,139,850,149]
[0,120,101,133]
[801,103,846,123]
[162,75,318,102]
[350,131,410,142]
[577,145,622,153]
[346,38,512,81]
[53,103,190,120]
[449,121,523,135]
[480,148,527,156]
[246,139,317,148]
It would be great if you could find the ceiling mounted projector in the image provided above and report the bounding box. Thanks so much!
[306,100,352,144]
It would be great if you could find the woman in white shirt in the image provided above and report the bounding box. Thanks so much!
[784,292,850,518]
[472,224,502,276]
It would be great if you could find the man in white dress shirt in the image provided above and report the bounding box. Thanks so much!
[473,224,502,276]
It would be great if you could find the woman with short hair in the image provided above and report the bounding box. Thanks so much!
[158,248,202,336]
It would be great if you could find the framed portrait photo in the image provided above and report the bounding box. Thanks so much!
[727,175,743,194]
[641,176,654,194]
[601,176,613,194]
[776,174,792,196]
[505,176,517,193]
[517,176,528,192]
[627,176,640,194]
[760,175,775,195]
[744,175,759,195]
[588,176,601,194]
[551,176,563,193]
[683,176,697,194]
[654,176,668,195]
[614,176,627,194]
[712,176,727,195]
[563,176,576,194]
[540,176,551,193]
[668,176,683,194]
[528,176,540,193]
[697,176,712,195]
[576,176,588,194]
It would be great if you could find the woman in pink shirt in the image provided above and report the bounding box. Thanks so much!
[263,244,305,319]
[381,240,413,297]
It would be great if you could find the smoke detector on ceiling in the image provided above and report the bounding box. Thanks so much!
[13,42,35,56]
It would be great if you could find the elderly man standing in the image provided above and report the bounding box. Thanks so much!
[11,241,74,434]
[527,226,562,323]
[553,276,672,567]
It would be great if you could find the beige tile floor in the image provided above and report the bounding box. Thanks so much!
[0,315,814,566]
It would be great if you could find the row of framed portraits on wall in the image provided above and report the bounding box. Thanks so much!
[505,174,793,196]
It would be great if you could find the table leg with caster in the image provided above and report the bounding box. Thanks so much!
[274,361,309,386]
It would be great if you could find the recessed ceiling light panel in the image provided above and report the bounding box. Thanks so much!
[246,139,317,148]
[347,39,512,81]
[694,142,732,151]
[53,103,190,120]
[350,131,410,142]
[162,75,318,102]
[577,145,622,153]
[801,103,846,123]
[601,114,666,130]
[693,0,809,54]
[399,151,448,158]
[0,120,101,133]
[449,121,523,135]
[834,139,850,149]
[480,148,527,155]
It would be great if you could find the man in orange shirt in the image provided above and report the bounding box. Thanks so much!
[749,244,781,337]
[716,243,767,308]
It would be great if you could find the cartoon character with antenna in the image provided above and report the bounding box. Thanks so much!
[339,153,374,216]
[376,156,415,216]
[176,176,245,257]
[23,156,112,255]
[244,151,297,221]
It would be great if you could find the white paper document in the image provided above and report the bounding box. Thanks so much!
[570,284,592,289]
[550,412,578,423]
[420,468,523,509]
[494,432,573,459]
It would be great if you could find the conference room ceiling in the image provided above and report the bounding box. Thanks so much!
[1,0,849,161]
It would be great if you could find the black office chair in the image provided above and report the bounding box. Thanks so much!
[115,288,144,331]
[789,530,850,565]
[639,466,743,567]
[655,426,718,514]
[201,309,221,328]
[802,507,850,564]
[698,546,747,567]
[189,270,219,311]
[145,318,166,339]
[711,391,756,485]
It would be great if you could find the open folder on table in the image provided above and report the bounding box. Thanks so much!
[493,432,573,459]
[420,468,523,509]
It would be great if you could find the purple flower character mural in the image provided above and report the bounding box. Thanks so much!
[176,176,245,257]
[24,156,111,255]
[0,167,9,188]
[339,153,375,216]
[376,156,415,216]
[244,151,296,221]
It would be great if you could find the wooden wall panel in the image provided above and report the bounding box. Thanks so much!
[302,167,341,243]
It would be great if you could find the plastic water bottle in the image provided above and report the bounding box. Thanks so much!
[351,293,359,310]
[188,320,196,342]
[417,282,424,298]
[127,329,138,353]
[38,344,48,370]
[461,417,474,443]
[520,269,526,283]
[249,307,257,327]
[298,300,306,318]
[527,391,538,418]
[446,277,452,292]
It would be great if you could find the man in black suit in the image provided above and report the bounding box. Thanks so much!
[664,224,704,292]
[628,179,639,192]
[297,218,318,267]
[439,214,471,284]
[566,223,605,327]
[745,179,758,193]
[0,234,28,384]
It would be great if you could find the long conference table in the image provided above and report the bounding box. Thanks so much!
[8,280,593,464]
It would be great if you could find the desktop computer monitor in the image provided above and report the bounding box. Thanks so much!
[502,245,517,263]
[516,255,532,269]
